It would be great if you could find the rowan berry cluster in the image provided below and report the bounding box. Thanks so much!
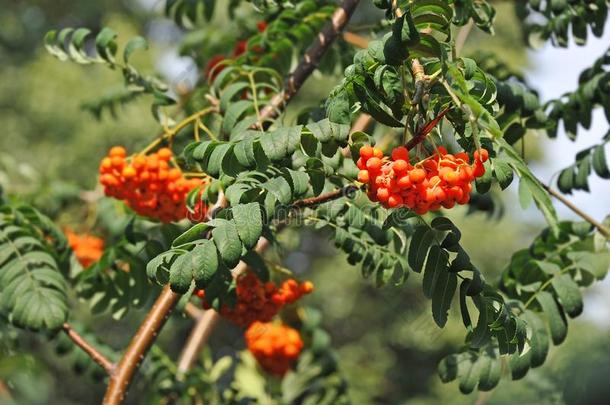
[357,145,488,214]
[66,229,104,268]
[245,321,304,376]
[195,272,313,327]
[99,146,206,223]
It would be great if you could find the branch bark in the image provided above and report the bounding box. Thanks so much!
[292,185,358,208]
[541,183,610,237]
[62,323,114,374]
[103,286,180,405]
[257,0,361,125]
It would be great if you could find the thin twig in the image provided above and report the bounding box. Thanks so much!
[103,286,180,405]
[405,107,451,150]
[342,31,369,49]
[184,302,205,320]
[455,19,474,56]
[175,309,221,378]
[541,183,610,237]
[350,113,373,134]
[292,185,358,208]
[62,323,114,374]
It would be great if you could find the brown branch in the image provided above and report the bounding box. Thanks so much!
[350,113,373,134]
[541,183,610,237]
[62,323,114,374]
[257,0,361,125]
[342,31,369,49]
[184,302,205,320]
[292,185,358,208]
[175,308,220,378]
[455,19,474,56]
[103,286,180,405]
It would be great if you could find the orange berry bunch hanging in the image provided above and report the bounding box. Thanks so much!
[66,229,104,268]
[357,145,488,214]
[195,272,314,327]
[99,146,207,223]
[245,321,304,376]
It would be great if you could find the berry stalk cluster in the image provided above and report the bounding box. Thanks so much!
[195,272,313,327]
[245,321,304,376]
[357,145,488,214]
[99,146,207,223]
[66,229,104,268]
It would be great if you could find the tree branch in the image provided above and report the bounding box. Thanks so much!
[541,183,610,237]
[62,323,114,374]
[103,286,180,405]
[292,185,358,208]
[257,0,361,125]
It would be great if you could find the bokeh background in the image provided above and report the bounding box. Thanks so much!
[1,1,609,404]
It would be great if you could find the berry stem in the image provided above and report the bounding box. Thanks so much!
[405,107,451,150]
[62,323,114,374]
[139,106,217,155]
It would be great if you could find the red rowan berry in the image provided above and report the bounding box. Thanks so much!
[391,146,409,161]
[474,148,489,162]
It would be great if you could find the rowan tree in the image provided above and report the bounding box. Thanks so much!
[1,0,609,404]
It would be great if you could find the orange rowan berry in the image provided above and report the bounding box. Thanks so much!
[245,322,303,377]
[373,147,383,159]
[366,157,382,171]
[397,174,412,188]
[66,229,104,268]
[393,159,409,173]
[300,281,314,294]
[359,145,374,160]
[109,146,127,158]
[358,170,370,183]
[122,166,137,179]
[409,168,426,183]
[377,187,390,202]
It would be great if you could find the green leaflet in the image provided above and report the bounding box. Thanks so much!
[44,26,173,121]
[496,138,559,233]
[0,205,69,332]
[232,203,263,250]
[536,291,568,345]
[184,119,348,179]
